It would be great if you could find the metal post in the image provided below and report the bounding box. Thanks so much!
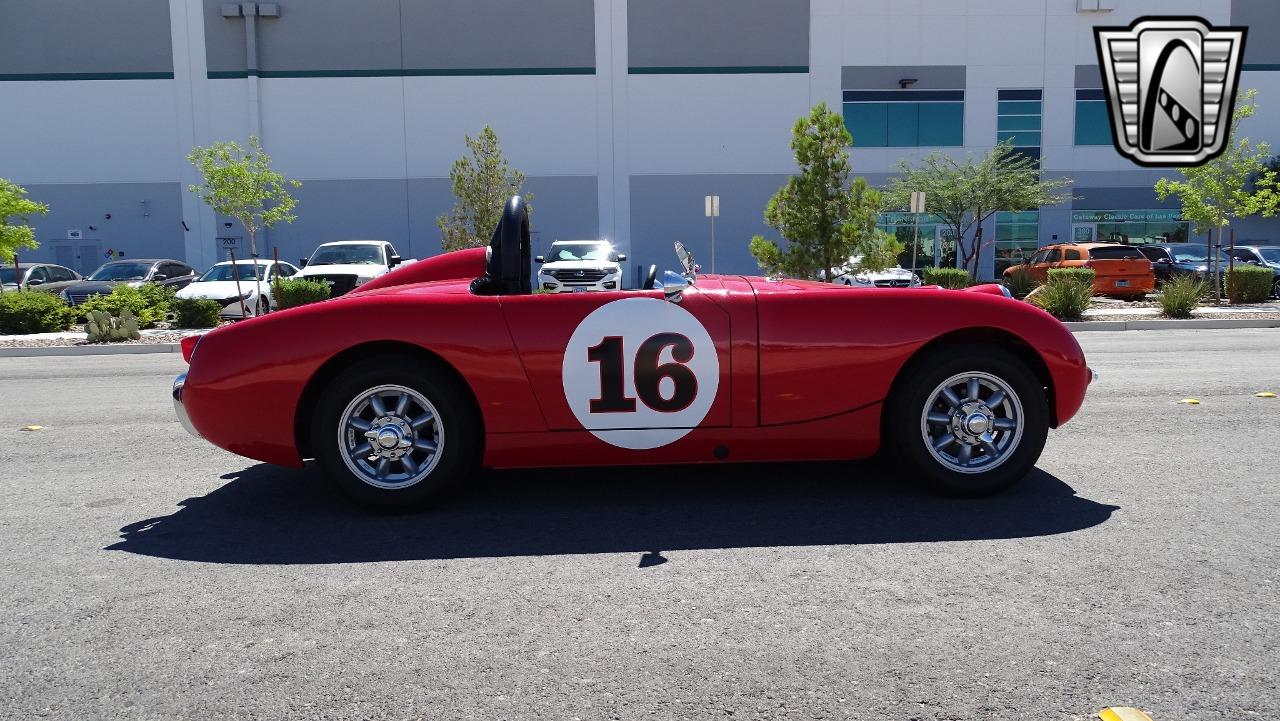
[272,246,281,312]
[710,211,716,275]
[242,3,262,140]
[228,249,248,319]
[911,215,920,276]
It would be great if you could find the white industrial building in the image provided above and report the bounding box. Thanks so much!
[3,0,1278,282]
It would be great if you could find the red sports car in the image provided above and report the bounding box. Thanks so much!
[173,197,1092,509]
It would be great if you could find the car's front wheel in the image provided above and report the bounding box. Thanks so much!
[313,357,478,510]
[885,345,1048,496]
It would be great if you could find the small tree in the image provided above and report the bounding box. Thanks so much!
[188,136,300,260]
[886,142,1073,278]
[749,103,901,281]
[0,178,49,265]
[437,126,532,252]
[188,136,300,311]
[1156,89,1280,303]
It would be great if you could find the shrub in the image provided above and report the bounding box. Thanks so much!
[78,283,171,328]
[170,297,223,328]
[1046,267,1096,288]
[1032,270,1094,321]
[922,267,972,289]
[1226,264,1273,304]
[275,278,331,309]
[85,309,141,343]
[1003,265,1040,299]
[1159,275,1206,318]
[0,290,77,334]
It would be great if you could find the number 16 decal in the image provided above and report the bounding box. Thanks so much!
[588,333,698,414]
[564,298,719,449]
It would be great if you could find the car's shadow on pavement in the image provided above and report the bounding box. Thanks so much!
[107,461,1117,564]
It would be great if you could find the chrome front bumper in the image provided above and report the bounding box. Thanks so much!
[172,373,201,438]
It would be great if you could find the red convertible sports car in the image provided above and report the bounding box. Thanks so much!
[174,197,1092,509]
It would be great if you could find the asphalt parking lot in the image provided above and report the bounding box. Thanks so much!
[1,328,1277,721]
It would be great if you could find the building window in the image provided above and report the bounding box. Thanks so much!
[995,211,1040,274]
[843,90,964,148]
[1074,89,1114,145]
[997,89,1042,163]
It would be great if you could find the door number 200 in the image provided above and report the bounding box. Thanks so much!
[586,333,698,414]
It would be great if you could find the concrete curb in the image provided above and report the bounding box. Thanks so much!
[1064,318,1280,332]
[0,343,181,358]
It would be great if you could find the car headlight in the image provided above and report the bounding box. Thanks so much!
[60,289,69,299]
[354,277,371,287]
[851,275,873,285]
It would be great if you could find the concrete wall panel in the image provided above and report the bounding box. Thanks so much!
[1,0,173,77]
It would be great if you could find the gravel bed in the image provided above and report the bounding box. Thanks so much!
[1085,311,1280,322]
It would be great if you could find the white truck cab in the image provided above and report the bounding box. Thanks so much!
[298,240,405,296]
[535,239,625,292]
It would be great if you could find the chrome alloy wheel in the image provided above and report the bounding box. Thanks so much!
[919,371,1024,475]
[337,384,443,490]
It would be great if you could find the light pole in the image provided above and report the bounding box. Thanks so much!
[704,195,719,273]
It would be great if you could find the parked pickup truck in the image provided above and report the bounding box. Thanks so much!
[297,240,407,296]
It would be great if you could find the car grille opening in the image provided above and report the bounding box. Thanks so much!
[873,279,912,287]
[549,269,608,284]
[310,274,358,296]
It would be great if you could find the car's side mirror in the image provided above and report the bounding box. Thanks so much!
[617,254,627,262]
[534,255,545,263]
[298,258,308,268]
[389,255,402,268]
[151,273,168,282]
[1156,257,1171,264]
[26,278,44,286]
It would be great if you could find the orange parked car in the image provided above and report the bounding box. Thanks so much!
[1004,242,1155,298]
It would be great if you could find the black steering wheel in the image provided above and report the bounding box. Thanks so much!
[643,264,658,290]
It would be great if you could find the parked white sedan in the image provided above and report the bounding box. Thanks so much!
[832,255,922,288]
[176,259,301,318]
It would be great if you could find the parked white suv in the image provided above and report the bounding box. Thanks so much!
[536,240,626,292]
[298,240,405,296]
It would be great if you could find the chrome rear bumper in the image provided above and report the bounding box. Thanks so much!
[173,373,201,438]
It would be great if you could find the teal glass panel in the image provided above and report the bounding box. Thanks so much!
[997,115,1041,131]
[996,211,1039,224]
[844,102,887,147]
[886,103,919,146]
[997,100,1041,115]
[997,130,1041,146]
[1074,101,1113,145]
[917,102,963,146]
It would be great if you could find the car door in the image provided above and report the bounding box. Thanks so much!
[42,265,80,293]
[24,266,50,290]
[498,283,734,449]
[1027,249,1052,282]
[157,262,194,290]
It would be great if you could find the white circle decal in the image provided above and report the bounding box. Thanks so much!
[562,297,719,449]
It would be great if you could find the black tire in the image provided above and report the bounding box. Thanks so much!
[884,344,1049,496]
[312,356,479,510]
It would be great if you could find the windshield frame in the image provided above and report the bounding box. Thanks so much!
[87,262,153,282]
[545,242,619,264]
[197,263,268,282]
[1166,246,1230,264]
[306,244,386,267]
[1258,248,1280,264]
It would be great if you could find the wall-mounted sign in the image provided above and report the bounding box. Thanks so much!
[67,229,83,240]
[1070,209,1182,223]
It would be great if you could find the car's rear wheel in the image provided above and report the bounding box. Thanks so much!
[313,357,478,510]
[885,345,1048,496]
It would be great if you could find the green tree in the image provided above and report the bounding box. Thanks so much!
[1156,89,1280,302]
[437,126,532,252]
[749,103,901,281]
[0,178,49,264]
[187,135,301,260]
[886,142,1073,277]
